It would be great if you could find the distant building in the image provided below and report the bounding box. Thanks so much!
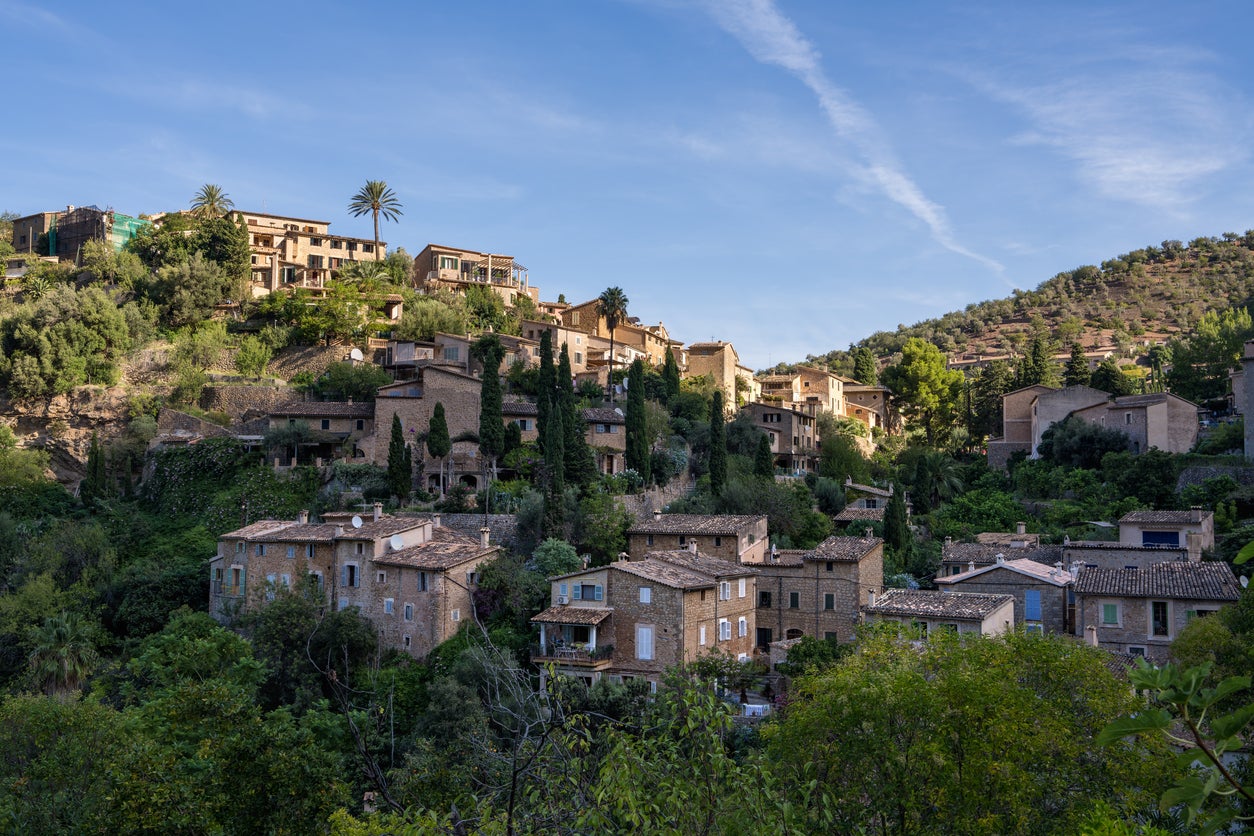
[11,205,148,263]
[414,244,539,306]
[862,589,1015,637]
[755,534,883,646]
[936,556,1075,635]
[626,512,769,564]
[236,210,384,295]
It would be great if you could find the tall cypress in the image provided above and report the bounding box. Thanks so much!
[81,432,109,504]
[475,335,505,477]
[708,390,727,497]
[537,330,554,453]
[853,347,878,385]
[625,358,650,481]
[1064,342,1091,387]
[884,484,909,554]
[427,402,451,495]
[387,414,410,501]
[559,343,596,486]
[754,433,774,479]
[542,386,566,537]
[663,347,681,405]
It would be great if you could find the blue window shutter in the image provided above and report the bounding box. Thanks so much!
[594,585,603,601]
[341,566,348,588]
[1025,590,1042,621]
[573,585,581,600]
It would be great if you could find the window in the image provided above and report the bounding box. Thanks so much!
[738,578,746,598]
[559,583,568,598]
[911,620,929,637]
[451,609,460,622]
[256,543,266,556]
[443,347,460,362]
[718,619,731,641]
[439,256,459,270]
[864,498,878,509]
[309,571,323,594]
[516,419,530,431]
[573,583,602,601]
[714,536,723,548]
[789,591,800,609]
[636,625,654,660]
[343,564,359,588]
[236,541,244,553]
[1025,590,1042,622]
[363,244,374,253]
[678,535,687,546]
[418,571,428,592]
[639,586,652,604]
[321,419,331,430]
[1125,412,1132,425]
[699,625,706,646]
[1151,601,1170,636]
[307,255,323,269]
[824,593,835,611]
[719,582,731,601]
[404,603,413,621]
[1025,623,1044,635]
[307,544,315,558]
[1128,646,1147,657]
[355,419,364,431]
[758,591,772,608]
[384,598,394,615]
[330,239,342,249]
[355,542,365,555]
[764,413,782,424]
[738,617,747,637]
[646,534,654,546]
[1142,531,1180,547]
[265,573,276,601]
[575,352,583,364]
[824,631,839,640]
[1187,609,1216,622]
[403,635,411,649]
[287,545,295,559]
[1101,602,1119,626]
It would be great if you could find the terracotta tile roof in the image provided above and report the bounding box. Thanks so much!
[760,549,807,567]
[346,516,430,540]
[834,507,885,522]
[1073,562,1239,600]
[221,520,294,539]
[1110,393,1169,407]
[611,558,715,590]
[582,407,626,423]
[1065,542,1186,553]
[502,401,539,416]
[270,401,374,418]
[221,514,429,544]
[251,523,342,543]
[531,605,613,625]
[941,542,1063,566]
[806,535,882,562]
[863,590,1014,621]
[628,514,765,536]
[375,528,495,570]
[645,550,757,577]
[935,557,1074,587]
[846,482,891,497]
[1119,510,1210,524]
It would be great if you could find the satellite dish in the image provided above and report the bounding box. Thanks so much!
[390,534,404,551]
[351,515,363,529]
[349,347,364,362]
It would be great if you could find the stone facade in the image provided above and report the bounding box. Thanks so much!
[754,536,883,646]
[935,560,1073,634]
[626,513,769,564]
[199,384,291,420]
[237,211,384,294]
[740,402,818,473]
[369,366,484,489]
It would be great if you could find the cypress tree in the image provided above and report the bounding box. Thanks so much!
[542,387,566,537]
[559,343,596,486]
[663,347,681,405]
[625,358,650,481]
[427,402,451,495]
[1064,342,1091,387]
[537,330,554,453]
[387,414,410,501]
[754,433,774,479]
[475,335,505,477]
[81,432,109,504]
[708,390,727,497]
[853,347,878,385]
[884,484,909,555]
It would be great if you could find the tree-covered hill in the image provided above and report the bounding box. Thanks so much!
[796,232,1254,373]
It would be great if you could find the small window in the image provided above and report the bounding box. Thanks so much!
[384,598,394,615]
[256,544,266,556]
[718,618,731,641]
[789,591,800,609]
[1025,623,1044,635]
[758,591,772,608]
[738,617,747,637]
[1101,602,1119,626]
[699,625,706,646]
[1025,590,1042,622]
[356,419,364,431]
[377,571,387,584]
[403,635,411,649]
[719,582,731,601]
[237,541,244,553]
[1151,601,1170,637]
[826,561,833,572]
[287,545,295,559]
[824,593,835,611]
[636,625,654,660]
[738,578,746,598]
[355,542,365,555]
[714,536,722,547]
[451,609,461,622]
[343,564,359,588]
[404,603,413,621]
[307,544,315,558]
[646,534,654,546]
[418,571,428,592]
[1128,645,1147,657]
[639,586,652,604]
[321,419,331,431]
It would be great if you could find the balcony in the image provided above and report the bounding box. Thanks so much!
[213,580,246,598]
[531,642,615,670]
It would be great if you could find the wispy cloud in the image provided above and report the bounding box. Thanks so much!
[699,0,1003,274]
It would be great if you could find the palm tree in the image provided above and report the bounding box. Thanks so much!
[190,184,234,219]
[28,611,99,698]
[348,180,403,261]
[596,287,629,402]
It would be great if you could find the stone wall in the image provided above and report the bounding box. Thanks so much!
[938,567,1069,634]
[156,408,235,439]
[199,384,293,423]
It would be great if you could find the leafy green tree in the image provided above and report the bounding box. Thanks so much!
[754,433,774,479]
[392,292,469,341]
[387,414,411,502]
[1091,357,1136,396]
[1101,449,1179,508]
[968,359,1015,440]
[881,337,964,446]
[427,402,451,496]
[596,286,629,401]
[531,538,581,577]
[1037,415,1129,469]
[1167,306,1254,403]
[1064,342,1091,387]
[708,390,727,497]
[819,432,870,486]
[902,448,963,514]
[625,358,650,481]
[194,214,252,300]
[310,361,390,401]
[27,611,99,697]
[1016,333,1057,387]
[853,346,878,384]
[190,183,234,218]
[348,179,402,261]
[152,251,229,328]
[663,346,681,404]
[233,334,272,378]
[576,490,631,565]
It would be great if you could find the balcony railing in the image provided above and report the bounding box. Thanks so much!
[213,580,246,598]
[530,643,615,667]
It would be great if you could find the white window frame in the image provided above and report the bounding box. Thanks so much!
[636,625,655,660]
[718,618,731,641]
[639,586,652,604]
[451,608,461,622]
[738,578,746,598]
[738,617,747,637]
[404,602,414,621]
[699,625,707,646]
[719,581,731,601]
[384,598,394,615]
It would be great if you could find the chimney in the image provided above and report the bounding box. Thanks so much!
[582,554,590,569]
[864,527,873,539]
[373,502,383,521]
[770,543,779,562]
[335,525,345,537]
[653,509,661,521]
[944,536,953,551]
[479,527,491,549]
[995,553,1005,564]
[297,510,309,525]
[1016,521,1026,535]
[1190,505,1203,523]
[689,540,698,554]
[968,560,975,573]
[1084,625,1099,647]
[432,512,442,528]
[867,589,876,606]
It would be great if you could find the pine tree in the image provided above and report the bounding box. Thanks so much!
[708,390,727,497]
[625,358,651,482]
[427,402,451,495]
[663,347,681,405]
[754,433,774,479]
[1064,342,1091,387]
[387,414,410,502]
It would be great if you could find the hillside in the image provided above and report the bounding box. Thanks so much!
[800,233,1254,371]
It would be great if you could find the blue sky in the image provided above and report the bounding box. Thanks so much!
[3,1,1253,369]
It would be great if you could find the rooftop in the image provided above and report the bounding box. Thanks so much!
[805,535,882,562]
[645,549,757,577]
[531,606,613,625]
[834,507,885,522]
[374,527,495,570]
[935,557,1074,587]
[628,514,765,536]
[1119,510,1210,525]
[1073,562,1239,600]
[864,590,1014,620]
[941,542,1064,566]
[270,401,375,418]
[611,558,715,590]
